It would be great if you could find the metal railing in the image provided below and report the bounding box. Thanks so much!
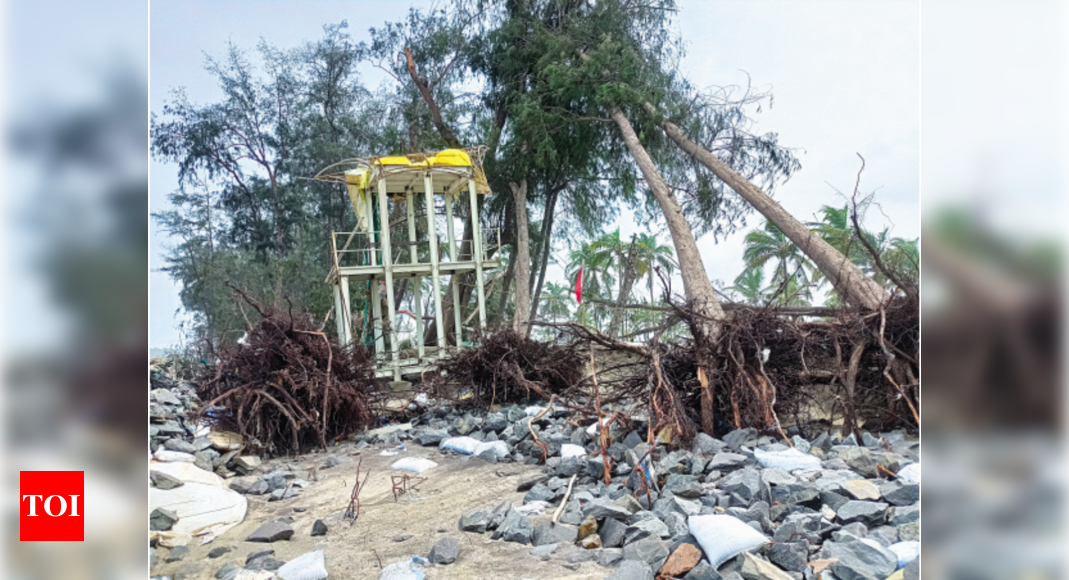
[330,227,501,275]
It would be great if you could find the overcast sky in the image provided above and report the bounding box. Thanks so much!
[149,0,919,349]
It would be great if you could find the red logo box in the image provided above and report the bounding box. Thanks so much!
[19,471,84,541]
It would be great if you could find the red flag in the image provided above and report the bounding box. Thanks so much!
[574,267,584,304]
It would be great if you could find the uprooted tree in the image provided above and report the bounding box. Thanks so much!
[195,286,380,456]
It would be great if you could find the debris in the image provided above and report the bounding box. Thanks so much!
[391,457,437,474]
[245,520,294,543]
[378,557,428,580]
[659,543,702,577]
[391,474,428,501]
[196,299,378,456]
[428,537,460,564]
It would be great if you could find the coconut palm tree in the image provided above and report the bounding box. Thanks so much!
[742,221,814,294]
[632,233,676,304]
[729,267,766,305]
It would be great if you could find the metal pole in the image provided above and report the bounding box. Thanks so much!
[424,172,446,352]
[366,189,384,356]
[445,191,462,346]
[332,283,346,346]
[340,276,353,346]
[378,178,401,381]
[469,176,487,328]
[405,190,424,360]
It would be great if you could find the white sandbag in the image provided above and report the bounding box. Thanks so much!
[753,447,822,471]
[277,550,328,580]
[474,440,510,460]
[153,449,196,463]
[391,457,438,474]
[524,405,547,416]
[378,557,427,580]
[149,483,246,543]
[888,541,920,569]
[234,571,277,580]
[560,444,586,459]
[439,436,481,455]
[688,514,769,568]
[585,417,611,436]
[515,501,550,516]
[897,463,920,485]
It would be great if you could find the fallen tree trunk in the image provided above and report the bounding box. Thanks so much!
[657,116,886,310]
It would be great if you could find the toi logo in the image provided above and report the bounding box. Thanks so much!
[20,471,84,541]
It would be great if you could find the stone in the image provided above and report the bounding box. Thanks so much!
[516,474,548,492]
[837,501,890,526]
[760,468,797,487]
[484,412,509,432]
[694,433,726,455]
[532,523,578,546]
[487,499,513,531]
[770,483,820,507]
[417,429,449,446]
[600,515,628,548]
[903,556,920,580]
[150,470,184,490]
[739,552,793,580]
[246,554,285,571]
[664,512,689,538]
[720,468,763,503]
[722,428,759,449]
[660,543,703,578]
[246,550,275,565]
[561,546,596,563]
[215,563,239,579]
[164,438,197,453]
[683,559,720,580]
[269,487,300,502]
[706,452,749,471]
[500,511,533,544]
[822,539,897,580]
[578,515,598,540]
[245,520,294,543]
[614,494,645,514]
[607,560,655,580]
[311,519,328,536]
[529,543,560,560]
[623,431,647,449]
[889,505,919,526]
[597,548,624,567]
[428,536,460,564]
[624,517,670,544]
[584,497,634,520]
[767,543,807,572]
[623,535,670,570]
[879,482,919,506]
[231,455,262,474]
[207,546,231,558]
[458,509,492,533]
[897,522,919,541]
[393,534,413,542]
[841,480,881,501]
[524,483,556,503]
[837,448,877,478]
[165,545,189,562]
[580,534,602,549]
[194,449,220,471]
[150,508,178,531]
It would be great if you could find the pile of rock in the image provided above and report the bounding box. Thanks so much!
[415,403,918,580]
[149,362,200,453]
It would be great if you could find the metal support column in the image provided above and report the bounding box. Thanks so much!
[405,191,424,360]
[332,282,347,346]
[367,191,385,356]
[469,176,488,328]
[339,276,353,346]
[424,173,447,352]
[445,191,462,346]
[377,179,401,380]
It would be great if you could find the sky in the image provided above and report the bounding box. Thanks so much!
[149,0,920,349]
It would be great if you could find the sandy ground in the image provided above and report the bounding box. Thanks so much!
[154,440,610,580]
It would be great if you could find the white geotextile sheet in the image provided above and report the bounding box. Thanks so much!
[148,461,247,544]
